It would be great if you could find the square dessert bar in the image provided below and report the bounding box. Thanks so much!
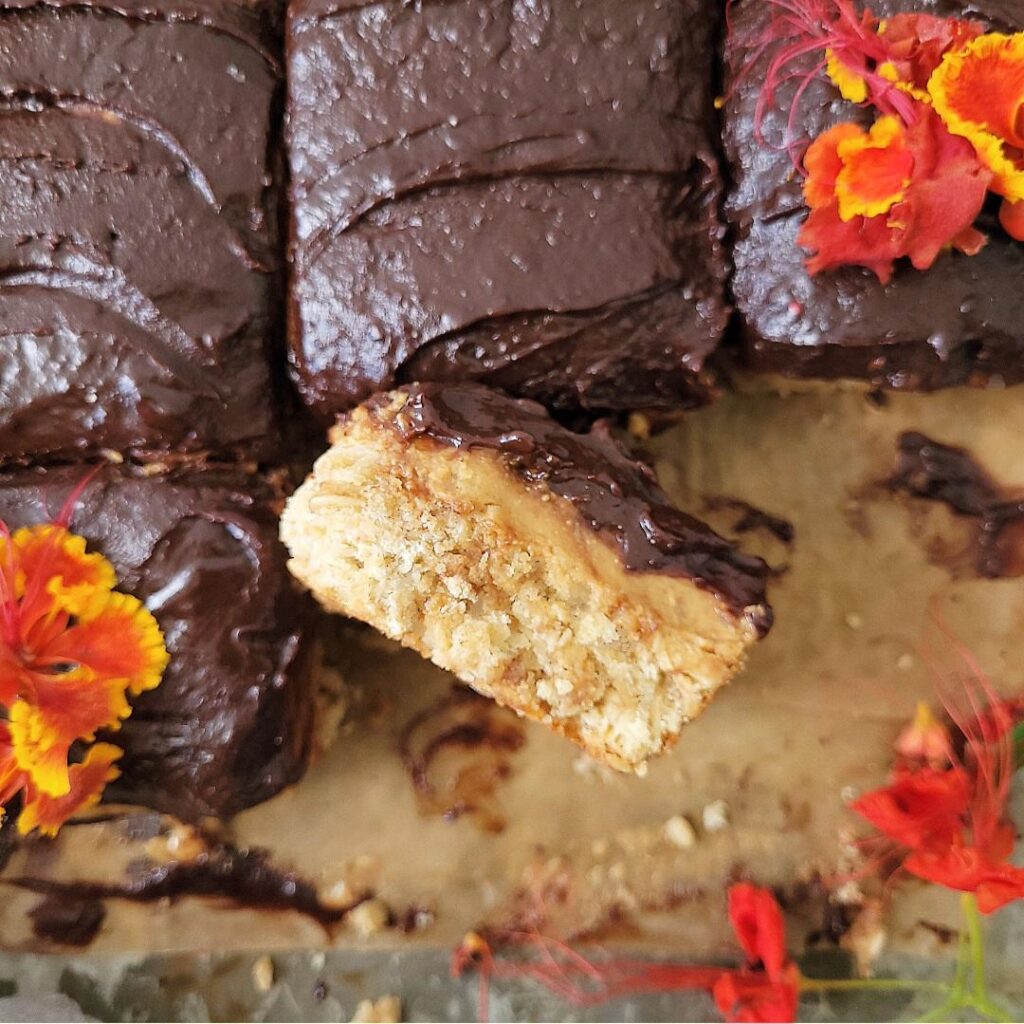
[0,0,284,464]
[287,0,728,418]
[283,383,771,772]
[723,0,1024,390]
[0,464,316,821]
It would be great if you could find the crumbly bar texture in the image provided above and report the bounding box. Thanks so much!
[723,0,1023,390]
[0,464,316,821]
[286,0,728,419]
[282,387,770,772]
[0,0,284,465]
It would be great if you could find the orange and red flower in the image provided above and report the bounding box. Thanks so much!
[929,33,1024,202]
[713,884,800,1024]
[452,885,800,1023]
[928,31,1024,239]
[799,106,991,283]
[853,688,1024,914]
[875,14,984,92]
[749,0,1024,277]
[0,479,168,835]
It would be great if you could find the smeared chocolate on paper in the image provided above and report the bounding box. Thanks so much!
[398,686,526,834]
[889,431,1024,578]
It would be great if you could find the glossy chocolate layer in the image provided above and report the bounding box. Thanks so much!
[287,0,727,419]
[0,0,284,464]
[0,464,314,821]
[723,0,1024,389]
[392,383,772,635]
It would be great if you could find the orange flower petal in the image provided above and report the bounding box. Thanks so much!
[800,107,990,281]
[12,525,116,614]
[929,32,1024,202]
[803,123,865,209]
[0,723,27,811]
[46,590,168,697]
[0,644,28,707]
[17,743,121,837]
[826,48,868,102]
[1000,198,1024,241]
[8,672,131,797]
[835,116,914,220]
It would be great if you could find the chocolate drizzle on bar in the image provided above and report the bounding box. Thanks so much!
[392,383,772,635]
[890,431,1024,579]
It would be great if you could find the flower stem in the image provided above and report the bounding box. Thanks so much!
[962,893,1013,1024]
[915,896,1012,1023]
[801,977,947,994]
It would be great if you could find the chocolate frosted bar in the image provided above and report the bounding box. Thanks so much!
[287,0,728,418]
[723,0,1024,390]
[0,465,315,821]
[0,0,284,464]
[283,383,770,772]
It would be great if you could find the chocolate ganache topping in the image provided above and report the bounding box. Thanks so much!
[0,0,284,464]
[0,463,315,821]
[392,384,772,635]
[286,0,728,418]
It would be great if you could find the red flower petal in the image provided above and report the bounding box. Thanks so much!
[713,968,800,1023]
[892,108,993,269]
[1000,198,1024,241]
[852,766,971,851]
[727,884,789,980]
[0,722,26,810]
[799,106,991,281]
[879,14,984,90]
[904,846,1024,914]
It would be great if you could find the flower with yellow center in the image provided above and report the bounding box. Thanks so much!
[0,507,169,834]
[929,32,1024,203]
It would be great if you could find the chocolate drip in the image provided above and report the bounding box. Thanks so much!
[11,844,369,934]
[29,894,106,947]
[392,383,772,634]
[890,432,1024,579]
[704,497,795,546]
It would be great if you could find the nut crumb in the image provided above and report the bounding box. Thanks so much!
[702,800,730,832]
[664,814,697,849]
[321,879,353,908]
[845,612,863,630]
[350,995,401,1023]
[348,898,390,937]
[251,955,274,993]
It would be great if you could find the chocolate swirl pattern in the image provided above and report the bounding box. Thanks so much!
[286,0,728,419]
[0,0,284,464]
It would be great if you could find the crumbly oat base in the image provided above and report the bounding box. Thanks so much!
[281,394,760,772]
